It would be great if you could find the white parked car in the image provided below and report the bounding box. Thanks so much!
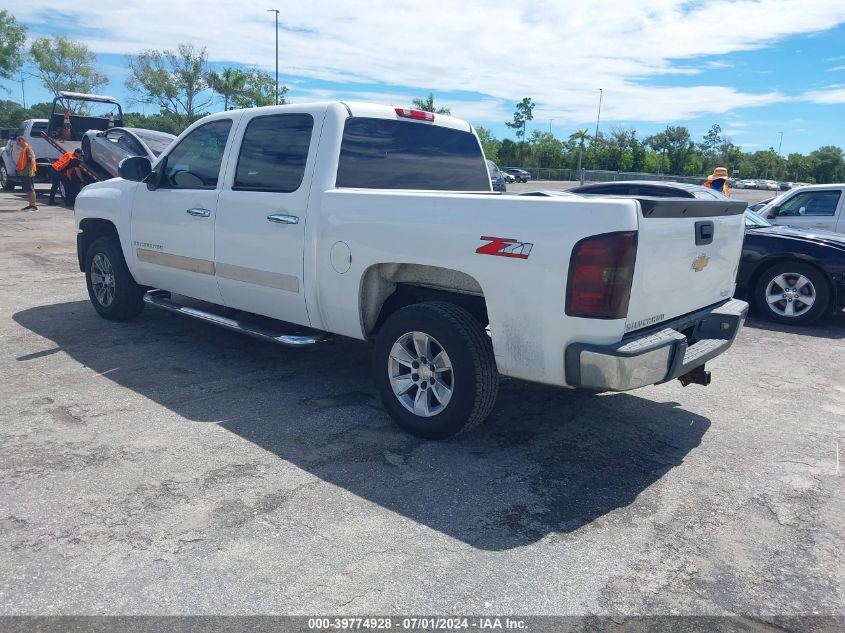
[757,183,845,233]
[82,127,175,178]
[73,102,748,439]
[761,179,780,191]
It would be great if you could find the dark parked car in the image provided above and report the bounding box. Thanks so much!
[504,167,531,183]
[568,179,728,199]
[530,181,845,325]
[487,160,507,192]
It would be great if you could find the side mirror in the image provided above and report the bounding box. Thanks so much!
[118,156,152,182]
[764,205,779,218]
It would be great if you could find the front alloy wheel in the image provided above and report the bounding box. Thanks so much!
[90,252,116,308]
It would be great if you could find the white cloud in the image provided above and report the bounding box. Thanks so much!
[8,0,845,125]
[801,87,845,103]
[827,65,845,71]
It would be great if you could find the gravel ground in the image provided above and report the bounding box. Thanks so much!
[0,185,842,617]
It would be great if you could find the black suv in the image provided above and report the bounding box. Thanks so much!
[505,167,530,183]
[487,160,507,192]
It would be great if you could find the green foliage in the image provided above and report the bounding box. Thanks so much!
[412,93,450,115]
[239,69,286,107]
[506,97,535,146]
[29,36,108,98]
[206,67,286,110]
[0,100,58,128]
[475,126,500,163]
[126,44,211,117]
[809,146,845,184]
[0,10,27,81]
[122,110,202,135]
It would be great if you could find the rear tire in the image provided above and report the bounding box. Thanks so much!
[373,302,499,439]
[753,262,829,325]
[84,236,145,321]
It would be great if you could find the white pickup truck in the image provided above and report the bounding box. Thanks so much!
[758,183,845,234]
[74,102,749,439]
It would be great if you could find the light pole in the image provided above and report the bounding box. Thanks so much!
[777,131,783,157]
[594,88,603,140]
[549,118,554,134]
[267,9,280,105]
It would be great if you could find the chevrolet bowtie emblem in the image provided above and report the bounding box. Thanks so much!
[692,255,710,272]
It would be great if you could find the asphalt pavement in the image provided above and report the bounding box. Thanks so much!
[0,184,842,617]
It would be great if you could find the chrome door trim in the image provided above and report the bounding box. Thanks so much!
[136,248,215,275]
[216,262,299,293]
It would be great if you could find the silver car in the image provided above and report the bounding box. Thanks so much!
[82,127,175,178]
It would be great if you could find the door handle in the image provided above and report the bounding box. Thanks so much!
[267,214,299,225]
[186,208,211,217]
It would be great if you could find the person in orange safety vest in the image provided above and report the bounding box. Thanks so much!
[48,149,84,205]
[15,136,38,211]
[703,166,731,196]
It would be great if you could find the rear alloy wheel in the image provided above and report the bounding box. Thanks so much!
[373,302,499,439]
[754,262,829,325]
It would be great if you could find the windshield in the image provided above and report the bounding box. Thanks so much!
[133,131,175,157]
[745,210,773,227]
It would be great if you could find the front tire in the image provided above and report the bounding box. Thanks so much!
[753,262,829,325]
[0,163,14,191]
[373,302,499,439]
[84,236,145,321]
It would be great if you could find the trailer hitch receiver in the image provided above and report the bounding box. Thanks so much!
[678,365,711,387]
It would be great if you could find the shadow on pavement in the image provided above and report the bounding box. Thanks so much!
[14,300,711,550]
[743,311,845,340]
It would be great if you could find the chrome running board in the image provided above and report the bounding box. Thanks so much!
[143,290,330,347]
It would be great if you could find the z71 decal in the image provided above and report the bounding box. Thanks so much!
[476,236,534,259]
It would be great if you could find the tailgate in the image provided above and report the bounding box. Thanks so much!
[625,198,747,333]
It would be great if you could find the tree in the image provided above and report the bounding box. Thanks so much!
[809,146,845,183]
[0,10,27,82]
[206,67,247,111]
[237,69,285,107]
[412,92,450,115]
[29,36,107,98]
[569,129,591,175]
[0,99,26,128]
[126,44,212,118]
[475,126,500,163]
[506,97,535,159]
[699,124,723,171]
[498,139,519,166]
[645,126,694,175]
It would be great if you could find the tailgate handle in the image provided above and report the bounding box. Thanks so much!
[695,221,714,245]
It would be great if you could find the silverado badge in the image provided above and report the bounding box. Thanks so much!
[692,254,710,272]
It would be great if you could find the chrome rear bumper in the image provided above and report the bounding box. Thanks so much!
[565,299,748,391]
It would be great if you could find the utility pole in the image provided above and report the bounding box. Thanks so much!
[20,71,26,109]
[549,118,554,134]
[777,131,783,157]
[594,88,603,140]
[267,9,280,105]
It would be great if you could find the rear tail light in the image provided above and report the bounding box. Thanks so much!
[395,107,435,122]
[566,231,637,319]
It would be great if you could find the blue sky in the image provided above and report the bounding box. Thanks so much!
[3,1,845,155]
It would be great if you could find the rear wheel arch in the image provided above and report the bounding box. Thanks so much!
[359,263,488,337]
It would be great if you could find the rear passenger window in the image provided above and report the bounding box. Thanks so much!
[336,117,489,191]
[234,114,313,193]
[29,122,47,138]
